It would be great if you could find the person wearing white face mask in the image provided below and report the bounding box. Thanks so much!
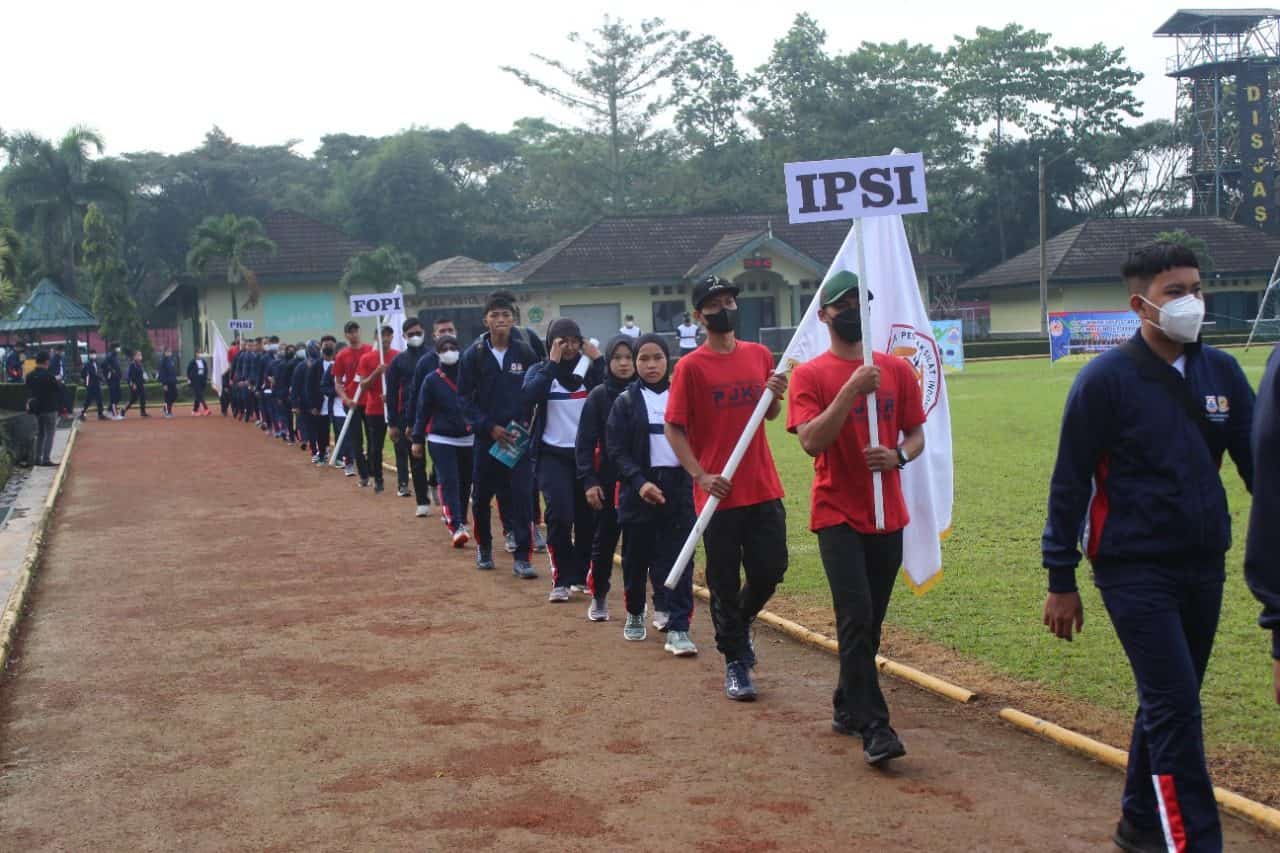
[386,317,432,509]
[410,335,473,546]
[1041,241,1256,853]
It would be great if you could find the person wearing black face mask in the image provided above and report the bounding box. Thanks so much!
[308,337,337,465]
[787,271,925,767]
[387,317,431,507]
[664,275,790,702]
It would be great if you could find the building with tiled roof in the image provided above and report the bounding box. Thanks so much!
[958,216,1280,334]
[159,210,375,362]
[413,214,962,345]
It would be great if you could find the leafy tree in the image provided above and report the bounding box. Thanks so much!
[83,204,149,356]
[1066,121,1185,217]
[2,126,129,295]
[0,227,21,315]
[185,213,277,316]
[1155,229,1215,272]
[671,36,747,153]
[338,246,418,295]
[503,16,688,208]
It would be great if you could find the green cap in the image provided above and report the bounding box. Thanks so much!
[820,270,861,306]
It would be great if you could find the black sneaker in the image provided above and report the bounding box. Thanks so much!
[862,725,906,766]
[513,560,538,580]
[1113,818,1167,853]
[831,713,858,737]
[724,660,757,702]
[476,548,495,570]
[373,480,385,493]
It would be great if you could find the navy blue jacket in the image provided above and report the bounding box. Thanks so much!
[412,366,471,442]
[576,379,629,490]
[606,382,692,524]
[127,361,145,389]
[49,353,65,382]
[82,359,100,388]
[290,358,310,408]
[1245,343,1280,658]
[457,332,539,445]
[278,359,298,404]
[158,356,178,385]
[386,344,425,430]
[520,355,604,447]
[186,357,208,385]
[406,350,440,428]
[232,351,247,381]
[309,360,332,413]
[104,352,122,387]
[1043,334,1255,590]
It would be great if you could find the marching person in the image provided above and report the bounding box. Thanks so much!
[405,318,460,513]
[334,321,372,483]
[313,337,338,465]
[1245,340,1280,710]
[290,343,313,451]
[104,343,124,419]
[187,350,211,415]
[357,324,397,493]
[158,347,180,418]
[787,273,925,766]
[1041,243,1254,853]
[386,317,427,502]
[676,312,700,357]
[78,349,106,421]
[522,317,604,603]
[458,290,540,579]
[608,334,697,656]
[121,349,149,418]
[50,344,70,418]
[26,351,61,466]
[665,275,788,702]
[411,334,474,543]
[575,335,637,622]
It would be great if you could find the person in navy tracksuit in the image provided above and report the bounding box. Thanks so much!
[387,317,429,504]
[121,350,149,417]
[1244,343,1280,710]
[522,317,605,602]
[607,333,696,654]
[79,350,106,420]
[575,335,636,622]
[157,347,179,417]
[458,290,540,579]
[103,344,124,418]
[311,339,337,464]
[231,341,249,419]
[187,352,211,415]
[290,344,313,449]
[411,335,474,542]
[1041,243,1254,853]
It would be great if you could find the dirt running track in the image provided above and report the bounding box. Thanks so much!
[0,418,1272,852]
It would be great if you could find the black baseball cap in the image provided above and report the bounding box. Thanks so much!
[691,275,740,310]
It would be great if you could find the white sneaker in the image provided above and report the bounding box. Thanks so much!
[569,584,591,596]
[415,505,431,518]
[451,527,470,548]
[652,610,671,632]
[664,630,698,657]
[588,596,609,622]
[548,586,570,603]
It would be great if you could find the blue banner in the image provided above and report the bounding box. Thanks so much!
[931,319,965,371]
[1048,311,1141,362]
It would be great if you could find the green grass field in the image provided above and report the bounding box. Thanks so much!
[766,347,1275,754]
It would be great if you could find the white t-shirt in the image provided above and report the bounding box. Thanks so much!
[543,374,588,448]
[677,323,699,350]
[1172,354,1186,377]
[642,387,679,467]
[619,325,641,338]
[490,346,507,369]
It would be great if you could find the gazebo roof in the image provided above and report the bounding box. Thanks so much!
[0,279,99,333]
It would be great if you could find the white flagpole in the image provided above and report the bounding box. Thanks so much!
[664,386,778,590]
[377,314,390,420]
[331,385,364,467]
[855,218,886,530]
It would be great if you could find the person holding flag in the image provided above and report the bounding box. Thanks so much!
[665,275,788,701]
[357,324,397,493]
[333,321,372,483]
[787,271,924,765]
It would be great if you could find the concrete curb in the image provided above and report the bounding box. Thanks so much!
[0,424,78,673]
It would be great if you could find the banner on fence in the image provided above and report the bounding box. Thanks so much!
[1048,310,1141,362]
[931,319,965,371]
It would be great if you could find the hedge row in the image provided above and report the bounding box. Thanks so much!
[0,381,203,412]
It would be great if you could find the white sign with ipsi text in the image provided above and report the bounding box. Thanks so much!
[349,292,404,318]
[784,152,928,224]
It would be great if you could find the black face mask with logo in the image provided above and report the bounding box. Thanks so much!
[703,308,738,334]
[831,308,863,343]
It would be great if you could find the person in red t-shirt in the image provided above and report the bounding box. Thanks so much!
[665,275,789,702]
[787,271,925,766]
[358,324,398,494]
[333,320,373,484]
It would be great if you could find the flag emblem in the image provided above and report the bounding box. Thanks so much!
[1217,396,1230,413]
[1205,395,1219,414]
[887,324,942,415]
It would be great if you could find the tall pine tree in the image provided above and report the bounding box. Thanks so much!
[83,204,149,356]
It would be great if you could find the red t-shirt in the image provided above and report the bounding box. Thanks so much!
[333,344,371,404]
[786,350,926,534]
[665,341,784,513]
[357,347,398,418]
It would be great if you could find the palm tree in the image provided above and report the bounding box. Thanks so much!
[185,214,277,317]
[0,228,20,314]
[338,246,418,295]
[3,126,128,296]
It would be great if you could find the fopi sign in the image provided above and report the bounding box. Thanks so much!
[784,152,928,224]
[228,318,254,331]
[349,292,404,318]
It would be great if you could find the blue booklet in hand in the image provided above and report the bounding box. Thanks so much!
[488,421,531,468]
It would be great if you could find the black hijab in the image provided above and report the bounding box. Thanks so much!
[635,333,671,394]
[603,335,636,397]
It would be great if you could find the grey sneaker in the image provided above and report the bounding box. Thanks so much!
[532,527,548,553]
[475,548,495,571]
[664,630,698,657]
[548,586,570,603]
[569,584,591,596]
[344,463,356,477]
[415,505,431,518]
[623,614,647,641]
[588,596,609,622]
[513,560,538,580]
[358,478,370,488]
[652,610,671,632]
[397,484,411,497]
[504,531,517,553]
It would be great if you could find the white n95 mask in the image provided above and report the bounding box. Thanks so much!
[439,351,460,366]
[1142,294,1205,344]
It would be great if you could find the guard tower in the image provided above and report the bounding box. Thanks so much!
[1156,9,1280,230]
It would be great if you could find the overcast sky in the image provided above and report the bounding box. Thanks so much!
[6,0,1193,157]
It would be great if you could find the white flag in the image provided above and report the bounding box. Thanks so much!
[785,216,954,592]
[210,322,229,395]
[386,284,408,353]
